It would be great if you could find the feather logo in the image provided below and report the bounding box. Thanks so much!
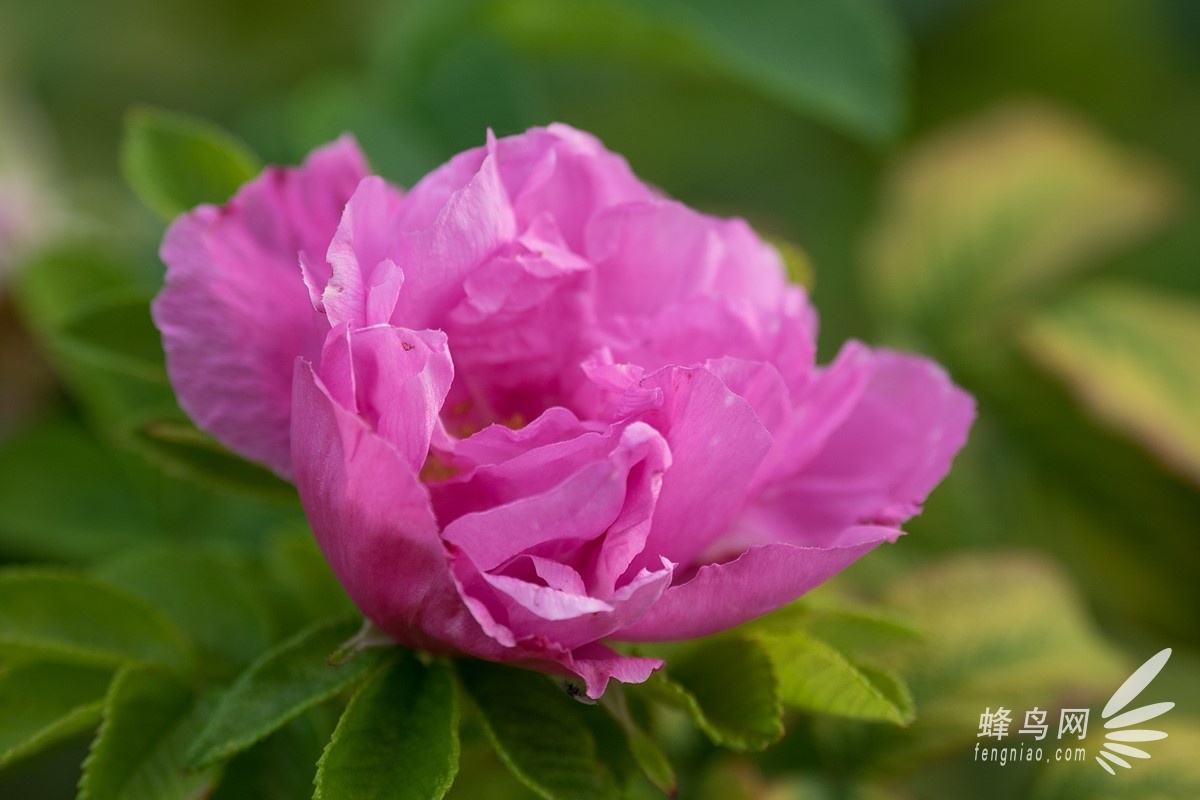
[1095,648,1173,775]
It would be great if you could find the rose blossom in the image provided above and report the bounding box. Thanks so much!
[153,125,973,697]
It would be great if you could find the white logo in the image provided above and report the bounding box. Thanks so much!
[1095,648,1174,775]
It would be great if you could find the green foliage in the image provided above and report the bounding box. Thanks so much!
[208,715,333,800]
[852,553,1126,770]
[650,637,784,752]
[0,420,156,562]
[1023,284,1200,485]
[259,525,357,635]
[457,661,619,800]
[3,1,1199,797]
[758,632,915,725]
[314,656,459,800]
[865,103,1176,340]
[0,571,191,672]
[94,544,275,677]
[13,245,295,501]
[120,106,261,220]
[487,0,905,144]
[186,617,387,769]
[78,667,217,800]
[0,662,111,769]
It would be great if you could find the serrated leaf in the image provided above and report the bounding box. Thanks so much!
[186,617,386,769]
[121,106,260,219]
[757,633,914,725]
[1022,284,1200,486]
[0,571,191,671]
[865,103,1176,335]
[654,636,783,751]
[315,656,459,800]
[0,662,112,769]
[78,667,217,800]
[457,661,619,800]
[95,544,274,678]
[747,601,921,657]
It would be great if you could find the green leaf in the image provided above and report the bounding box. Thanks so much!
[1022,283,1200,486]
[95,544,275,677]
[0,662,112,769]
[208,714,333,800]
[756,632,914,725]
[0,571,191,671]
[260,525,355,635]
[15,247,294,500]
[121,106,260,219]
[315,656,459,800]
[864,103,1176,337]
[122,415,297,500]
[651,636,783,751]
[186,617,387,769]
[861,553,1126,769]
[647,0,906,143]
[598,688,675,796]
[488,0,906,143]
[13,243,153,334]
[79,667,218,800]
[747,601,922,656]
[457,661,619,800]
[0,419,156,562]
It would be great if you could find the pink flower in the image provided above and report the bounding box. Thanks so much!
[154,125,974,697]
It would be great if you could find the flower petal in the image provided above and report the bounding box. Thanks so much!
[587,200,786,318]
[154,136,368,476]
[746,347,975,546]
[628,365,774,573]
[614,526,896,641]
[316,324,454,471]
[291,359,504,658]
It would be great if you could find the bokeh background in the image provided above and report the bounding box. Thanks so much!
[1,0,1198,797]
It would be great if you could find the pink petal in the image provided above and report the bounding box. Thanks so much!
[440,422,668,574]
[316,324,454,471]
[746,347,975,546]
[614,526,897,641]
[153,136,368,476]
[586,200,786,319]
[322,176,408,328]
[501,124,658,250]
[291,359,504,658]
[388,145,517,329]
[627,365,773,573]
[564,643,663,700]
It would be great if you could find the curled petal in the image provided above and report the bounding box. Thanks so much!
[316,323,454,471]
[614,526,897,641]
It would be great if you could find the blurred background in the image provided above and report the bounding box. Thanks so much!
[1,0,1197,797]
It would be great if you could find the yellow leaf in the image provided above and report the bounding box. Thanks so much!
[1022,283,1200,486]
[865,103,1176,331]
